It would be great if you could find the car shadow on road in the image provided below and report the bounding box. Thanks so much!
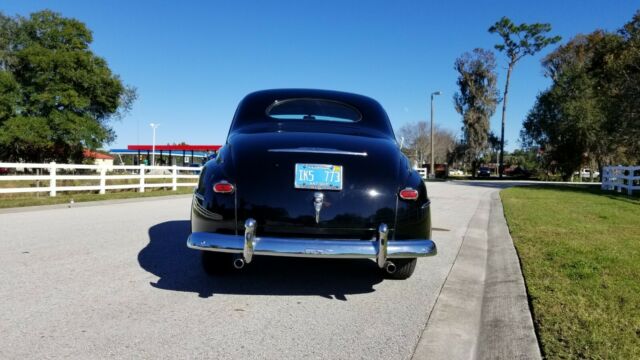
[138,220,384,299]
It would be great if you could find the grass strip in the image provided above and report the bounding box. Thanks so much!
[501,185,640,359]
[0,187,194,209]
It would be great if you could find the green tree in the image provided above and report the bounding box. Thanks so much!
[508,148,540,171]
[522,86,591,180]
[487,131,500,164]
[454,48,500,177]
[489,17,561,177]
[609,12,640,160]
[0,10,136,163]
[522,12,640,179]
[0,13,18,125]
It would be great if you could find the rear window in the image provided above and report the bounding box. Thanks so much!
[266,98,362,122]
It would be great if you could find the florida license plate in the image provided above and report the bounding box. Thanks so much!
[294,163,343,190]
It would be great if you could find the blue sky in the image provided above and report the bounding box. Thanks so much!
[3,1,638,150]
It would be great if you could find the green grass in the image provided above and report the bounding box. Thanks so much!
[501,186,640,359]
[0,187,194,209]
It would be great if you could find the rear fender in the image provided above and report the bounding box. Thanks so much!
[394,162,431,240]
[192,146,237,234]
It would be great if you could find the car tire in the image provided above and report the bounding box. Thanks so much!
[385,258,417,280]
[201,251,234,275]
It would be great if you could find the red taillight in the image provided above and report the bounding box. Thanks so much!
[399,187,419,200]
[213,181,234,194]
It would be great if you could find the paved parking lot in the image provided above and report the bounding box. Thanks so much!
[1,182,499,359]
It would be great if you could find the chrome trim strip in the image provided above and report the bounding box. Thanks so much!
[192,197,223,221]
[187,232,436,259]
[377,224,388,268]
[268,148,368,157]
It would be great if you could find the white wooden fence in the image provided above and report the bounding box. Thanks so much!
[601,166,640,195]
[0,162,201,196]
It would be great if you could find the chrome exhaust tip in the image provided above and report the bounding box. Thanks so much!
[233,257,245,270]
[384,261,396,274]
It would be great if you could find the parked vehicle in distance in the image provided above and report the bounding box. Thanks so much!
[448,169,464,176]
[574,168,600,179]
[477,167,492,177]
[187,89,437,279]
[504,166,532,178]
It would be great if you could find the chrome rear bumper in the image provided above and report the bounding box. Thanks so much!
[187,219,437,268]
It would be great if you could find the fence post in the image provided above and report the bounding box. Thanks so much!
[172,165,178,191]
[99,166,107,194]
[139,164,145,193]
[602,166,613,191]
[616,165,624,192]
[49,161,57,197]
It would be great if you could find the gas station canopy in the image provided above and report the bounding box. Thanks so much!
[127,145,222,152]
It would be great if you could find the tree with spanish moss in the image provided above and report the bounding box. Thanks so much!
[453,48,500,177]
[489,17,560,177]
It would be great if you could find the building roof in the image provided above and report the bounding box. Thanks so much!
[83,149,114,160]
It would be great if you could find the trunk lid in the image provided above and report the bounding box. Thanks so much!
[231,131,401,239]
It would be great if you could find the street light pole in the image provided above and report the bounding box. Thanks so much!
[430,91,441,178]
[150,123,160,166]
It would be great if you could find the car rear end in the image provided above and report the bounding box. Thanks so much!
[188,89,436,279]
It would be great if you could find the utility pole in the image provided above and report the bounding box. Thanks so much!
[430,91,441,178]
[150,123,160,166]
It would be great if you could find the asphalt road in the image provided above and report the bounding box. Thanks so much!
[0,182,501,359]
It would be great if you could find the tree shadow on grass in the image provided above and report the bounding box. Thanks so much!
[448,180,517,189]
[137,220,384,299]
[516,184,640,205]
[451,180,640,204]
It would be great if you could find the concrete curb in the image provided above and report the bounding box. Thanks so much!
[412,190,540,360]
[0,193,192,214]
[477,192,540,359]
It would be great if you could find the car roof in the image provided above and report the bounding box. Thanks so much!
[246,88,380,105]
[228,89,396,138]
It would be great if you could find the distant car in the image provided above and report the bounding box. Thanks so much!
[506,166,531,178]
[187,89,437,279]
[0,167,9,175]
[477,167,491,177]
[574,168,600,179]
[448,169,464,176]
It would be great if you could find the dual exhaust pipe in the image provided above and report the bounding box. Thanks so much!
[233,256,246,269]
[384,261,397,274]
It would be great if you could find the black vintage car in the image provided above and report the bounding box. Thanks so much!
[188,89,436,279]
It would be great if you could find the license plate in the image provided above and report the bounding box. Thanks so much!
[294,163,343,190]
